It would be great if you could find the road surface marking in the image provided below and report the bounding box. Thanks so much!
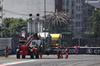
[0,60,36,66]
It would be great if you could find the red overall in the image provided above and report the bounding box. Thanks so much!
[75,49,78,54]
[39,53,42,58]
[57,49,63,59]
[65,49,69,58]
[5,47,8,57]
[75,46,78,54]
[39,45,43,58]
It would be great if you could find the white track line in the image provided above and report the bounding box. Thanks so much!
[0,60,36,66]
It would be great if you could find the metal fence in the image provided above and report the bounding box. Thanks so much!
[61,38,100,47]
[0,38,13,50]
[0,49,13,56]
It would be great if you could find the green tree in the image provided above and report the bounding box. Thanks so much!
[45,11,72,34]
[86,9,100,38]
[0,18,27,38]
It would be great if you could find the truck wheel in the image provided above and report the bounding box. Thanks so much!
[46,51,49,55]
[16,52,20,59]
[22,55,25,59]
[36,53,39,59]
[30,52,34,59]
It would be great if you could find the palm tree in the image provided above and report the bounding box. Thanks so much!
[44,11,71,33]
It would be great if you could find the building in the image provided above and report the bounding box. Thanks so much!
[3,0,99,38]
[58,0,86,38]
[2,0,55,34]
[53,0,100,38]
[55,0,62,12]
[27,18,44,34]
[85,0,100,1]
[88,2,100,9]
[86,1,100,9]
[0,0,3,23]
[85,1,100,30]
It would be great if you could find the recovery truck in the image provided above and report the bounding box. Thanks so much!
[50,34,61,48]
[16,33,41,59]
[44,34,62,54]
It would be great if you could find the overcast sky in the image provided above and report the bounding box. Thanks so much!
[2,0,55,19]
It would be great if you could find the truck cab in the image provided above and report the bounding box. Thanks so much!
[16,35,41,59]
[18,40,27,46]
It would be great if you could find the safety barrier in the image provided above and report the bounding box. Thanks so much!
[0,47,100,56]
[50,47,100,55]
[79,48,100,54]
[0,49,14,56]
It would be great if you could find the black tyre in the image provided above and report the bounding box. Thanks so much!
[22,55,25,59]
[30,52,34,59]
[36,52,39,59]
[46,51,49,55]
[16,52,20,59]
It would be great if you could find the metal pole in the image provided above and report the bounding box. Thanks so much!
[44,0,46,19]
[79,38,80,46]
[44,0,46,47]
[65,0,66,11]
[30,22,32,35]
[45,32,46,47]
[29,14,32,36]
